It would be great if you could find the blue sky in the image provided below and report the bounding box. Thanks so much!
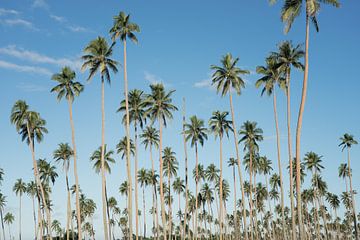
[0,0,359,239]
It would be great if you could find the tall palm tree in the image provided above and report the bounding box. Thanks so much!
[172,177,185,239]
[138,168,150,239]
[81,36,118,240]
[53,143,74,240]
[338,163,349,192]
[51,66,84,240]
[4,212,14,240]
[239,120,263,239]
[201,183,214,240]
[326,193,340,240]
[145,83,178,240]
[280,1,340,237]
[110,12,140,240]
[118,89,147,240]
[211,53,249,240]
[255,54,288,239]
[26,181,38,240]
[10,100,51,239]
[184,115,208,240]
[140,126,159,239]
[209,111,233,240]
[339,133,358,239]
[0,193,6,240]
[227,157,239,236]
[13,178,26,240]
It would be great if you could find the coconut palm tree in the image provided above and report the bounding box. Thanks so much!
[4,212,14,240]
[81,36,118,240]
[255,54,288,239]
[13,178,26,240]
[338,163,350,192]
[26,181,38,240]
[172,177,185,238]
[110,12,140,239]
[208,111,233,240]
[326,193,340,239]
[51,220,62,238]
[201,183,214,239]
[239,120,263,238]
[0,193,6,240]
[51,66,84,240]
[210,53,250,240]
[53,143,74,240]
[138,168,150,239]
[0,168,3,185]
[279,1,340,236]
[145,83,178,239]
[227,157,239,237]
[339,133,358,239]
[184,115,208,240]
[10,100,51,239]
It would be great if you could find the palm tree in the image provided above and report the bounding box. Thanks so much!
[239,120,263,238]
[51,66,84,240]
[81,36,118,240]
[145,83,178,240]
[184,115,208,240]
[211,53,250,240]
[13,178,26,240]
[140,126,159,239]
[255,54,288,239]
[326,193,340,240]
[51,220,62,238]
[339,133,358,239]
[110,12,140,240]
[0,193,6,240]
[280,1,340,237]
[10,100,51,239]
[338,163,349,192]
[208,111,233,240]
[173,177,185,238]
[4,212,14,240]
[26,181,38,240]
[227,157,239,236]
[201,183,214,239]
[138,168,150,239]
[0,168,3,185]
[53,143,74,240]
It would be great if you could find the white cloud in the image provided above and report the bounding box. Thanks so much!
[16,82,48,92]
[50,14,66,23]
[1,18,38,30]
[67,25,93,33]
[0,8,20,16]
[32,0,49,9]
[0,45,82,69]
[0,60,52,76]
[194,73,215,90]
[144,71,164,84]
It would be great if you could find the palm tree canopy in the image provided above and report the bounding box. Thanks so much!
[13,178,27,196]
[51,66,84,103]
[117,89,147,128]
[137,168,150,187]
[4,212,14,224]
[119,181,130,196]
[205,164,220,183]
[208,111,233,139]
[38,159,58,185]
[172,177,185,195]
[238,120,263,152]
[339,133,358,151]
[116,136,135,159]
[184,115,208,147]
[338,163,350,178]
[211,53,249,96]
[273,40,304,77]
[140,126,160,149]
[304,151,324,173]
[110,11,140,43]
[81,36,118,83]
[227,157,238,167]
[53,143,73,172]
[90,145,115,174]
[162,147,178,178]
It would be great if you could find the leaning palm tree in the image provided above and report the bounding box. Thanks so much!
[239,120,263,239]
[4,212,14,240]
[110,12,140,240]
[53,143,74,240]
[10,100,51,239]
[339,133,358,239]
[118,89,147,240]
[0,193,6,240]
[13,178,26,240]
[51,66,84,240]
[81,36,118,240]
[280,1,340,236]
[145,83,178,240]
[208,111,233,240]
[255,54,288,239]
[273,41,304,238]
[184,115,208,240]
[210,53,249,240]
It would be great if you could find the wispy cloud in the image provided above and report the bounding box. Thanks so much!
[1,18,39,30]
[32,0,49,9]
[67,25,93,33]
[144,71,164,84]
[0,45,82,69]
[0,60,52,76]
[194,73,215,90]
[0,8,20,16]
[50,14,66,23]
[16,82,48,92]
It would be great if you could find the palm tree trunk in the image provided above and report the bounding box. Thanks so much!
[150,145,158,240]
[154,182,160,240]
[123,38,134,240]
[67,97,82,240]
[134,121,140,240]
[37,197,43,240]
[335,208,340,240]
[207,201,212,240]
[295,12,310,240]
[232,165,238,238]
[31,195,37,240]
[100,78,109,240]
[105,183,112,240]
[249,147,254,240]
[1,208,5,240]
[143,186,146,239]
[253,173,259,240]
[219,137,224,240]
[285,68,296,240]
[18,194,22,240]
[195,143,199,240]
[48,192,53,240]
[168,165,172,240]
[159,117,167,240]
[265,175,274,240]
[182,98,189,240]
[66,172,71,240]
[272,90,286,240]
[228,91,248,240]
[319,197,329,239]
[347,148,359,239]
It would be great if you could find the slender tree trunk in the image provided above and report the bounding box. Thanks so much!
[219,137,224,240]
[143,186,146,239]
[100,79,109,240]
[249,147,254,240]
[122,38,134,240]
[105,183,112,240]
[37,197,43,240]
[347,148,359,240]
[207,201,212,240]
[195,143,199,240]
[159,117,167,240]
[319,197,329,240]
[228,91,248,240]
[295,12,310,239]
[154,182,160,240]
[182,98,189,240]
[334,208,340,240]
[66,172,71,240]
[313,170,321,240]
[18,194,22,240]
[232,165,238,239]
[272,90,286,240]
[31,195,37,240]
[265,175,274,240]
[1,208,5,240]
[168,163,172,240]
[134,121,140,240]
[150,145,158,240]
